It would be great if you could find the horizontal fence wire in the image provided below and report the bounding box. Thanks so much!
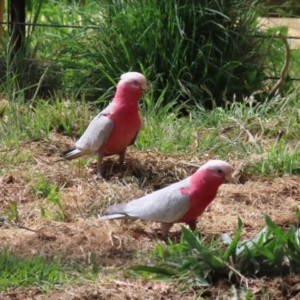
[1,21,300,39]
[4,22,300,37]
[264,76,300,80]
[0,21,101,29]
[254,33,300,39]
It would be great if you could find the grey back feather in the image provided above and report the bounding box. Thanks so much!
[75,104,114,152]
[100,177,191,223]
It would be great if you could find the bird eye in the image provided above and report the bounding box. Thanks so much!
[132,80,139,85]
[217,169,223,174]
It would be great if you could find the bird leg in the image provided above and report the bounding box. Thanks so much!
[186,219,197,232]
[118,149,126,171]
[96,152,104,179]
[160,222,174,244]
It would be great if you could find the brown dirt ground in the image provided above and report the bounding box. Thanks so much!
[0,132,300,299]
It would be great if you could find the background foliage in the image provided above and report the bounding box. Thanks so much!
[59,0,265,107]
[0,0,283,108]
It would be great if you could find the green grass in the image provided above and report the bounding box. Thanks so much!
[0,248,95,292]
[1,87,300,176]
[0,98,90,150]
[245,141,300,177]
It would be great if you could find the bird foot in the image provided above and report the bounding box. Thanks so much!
[93,172,106,181]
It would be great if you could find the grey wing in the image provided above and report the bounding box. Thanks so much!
[104,178,191,223]
[75,104,114,152]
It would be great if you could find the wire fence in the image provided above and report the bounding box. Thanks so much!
[1,21,300,81]
[0,21,101,29]
[1,21,300,38]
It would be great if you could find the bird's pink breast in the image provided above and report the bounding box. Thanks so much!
[176,189,217,223]
[175,169,224,223]
[100,105,142,156]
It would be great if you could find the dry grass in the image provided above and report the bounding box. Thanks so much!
[0,132,300,299]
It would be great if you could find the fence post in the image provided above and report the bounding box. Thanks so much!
[9,0,26,54]
[0,0,4,47]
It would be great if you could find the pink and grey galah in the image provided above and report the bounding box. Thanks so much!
[98,160,233,241]
[61,72,147,178]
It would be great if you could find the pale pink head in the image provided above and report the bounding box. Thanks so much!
[177,160,233,223]
[114,72,147,103]
[197,159,233,184]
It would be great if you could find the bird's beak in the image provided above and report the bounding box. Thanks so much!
[225,174,232,182]
[141,83,148,92]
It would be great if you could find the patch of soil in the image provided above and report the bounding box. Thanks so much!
[0,280,197,300]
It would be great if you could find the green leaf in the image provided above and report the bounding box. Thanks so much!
[295,208,300,221]
[223,217,242,261]
[273,246,285,273]
[202,252,225,269]
[181,226,202,251]
[4,202,19,222]
[154,243,167,259]
[127,265,177,278]
[252,242,275,262]
[285,248,300,267]
[178,257,198,272]
[264,214,287,244]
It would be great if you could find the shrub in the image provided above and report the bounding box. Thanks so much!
[59,0,265,107]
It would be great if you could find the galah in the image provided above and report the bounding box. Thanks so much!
[61,72,147,178]
[98,160,233,241]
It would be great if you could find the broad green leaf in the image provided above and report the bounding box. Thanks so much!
[250,242,275,262]
[181,226,202,251]
[178,257,198,272]
[202,252,225,269]
[264,215,287,244]
[223,217,242,261]
[274,246,285,273]
[284,248,300,266]
[236,227,269,256]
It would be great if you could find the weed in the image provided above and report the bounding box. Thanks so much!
[4,202,19,223]
[45,187,66,221]
[128,212,300,289]
[34,175,52,198]
[34,175,67,221]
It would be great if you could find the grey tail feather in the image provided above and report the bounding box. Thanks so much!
[98,214,127,220]
[98,203,128,220]
[61,148,84,160]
